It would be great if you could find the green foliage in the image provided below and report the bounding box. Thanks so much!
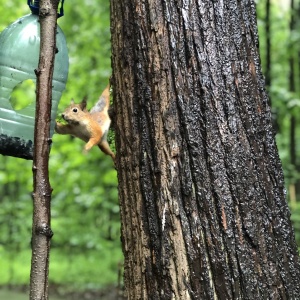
[257,0,300,191]
[58,0,111,104]
[0,0,300,294]
[10,80,35,110]
[0,0,122,291]
[0,289,64,300]
[256,0,300,250]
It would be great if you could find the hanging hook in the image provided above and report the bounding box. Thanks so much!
[27,0,65,18]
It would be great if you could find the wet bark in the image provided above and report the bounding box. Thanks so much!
[111,0,300,299]
[30,1,59,299]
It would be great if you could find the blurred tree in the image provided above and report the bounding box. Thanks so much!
[257,0,300,202]
[111,0,300,298]
[289,0,296,203]
[265,0,271,93]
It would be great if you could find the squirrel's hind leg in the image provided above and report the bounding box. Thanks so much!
[99,140,115,160]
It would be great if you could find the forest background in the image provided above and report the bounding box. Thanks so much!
[0,0,299,298]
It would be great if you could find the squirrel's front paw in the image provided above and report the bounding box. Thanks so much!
[55,121,61,132]
[82,143,93,155]
[82,147,89,155]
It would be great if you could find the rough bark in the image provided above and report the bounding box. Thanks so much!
[111,0,300,299]
[30,1,59,299]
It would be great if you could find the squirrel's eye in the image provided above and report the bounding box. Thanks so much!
[73,108,78,113]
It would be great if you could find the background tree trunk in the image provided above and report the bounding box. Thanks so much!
[288,0,298,203]
[265,0,271,93]
[111,0,300,298]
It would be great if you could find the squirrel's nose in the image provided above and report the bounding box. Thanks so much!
[61,113,65,119]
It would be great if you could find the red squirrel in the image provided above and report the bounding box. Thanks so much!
[55,85,115,160]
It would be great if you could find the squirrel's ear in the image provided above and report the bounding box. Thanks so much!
[80,97,87,110]
[70,99,74,104]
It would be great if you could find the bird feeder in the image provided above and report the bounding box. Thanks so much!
[0,0,69,159]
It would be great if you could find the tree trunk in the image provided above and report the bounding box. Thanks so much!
[111,0,300,299]
[30,1,59,299]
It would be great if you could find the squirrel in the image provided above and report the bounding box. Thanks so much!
[55,85,115,160]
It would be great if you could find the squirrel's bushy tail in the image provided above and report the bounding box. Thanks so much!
[90,85,110,114]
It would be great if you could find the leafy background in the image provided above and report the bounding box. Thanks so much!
[0,0,299,298]
[0,0,121,297]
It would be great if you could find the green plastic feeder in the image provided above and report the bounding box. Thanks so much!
[0,1,69,159]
